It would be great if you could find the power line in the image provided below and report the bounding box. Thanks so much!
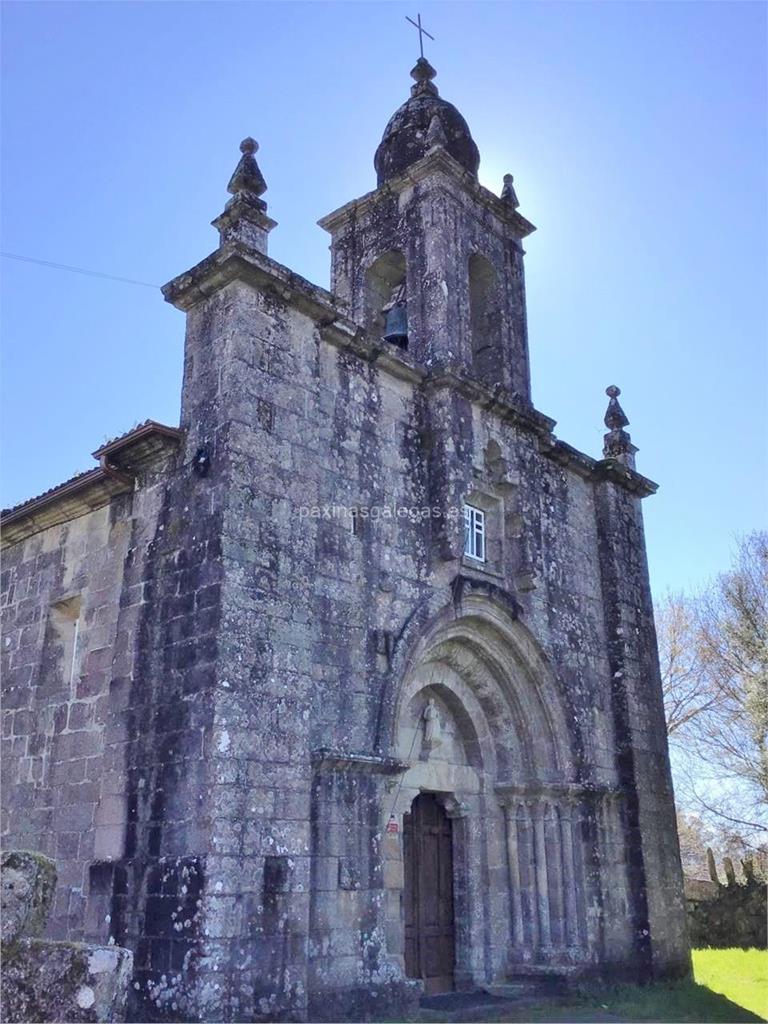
[1,251,159,289]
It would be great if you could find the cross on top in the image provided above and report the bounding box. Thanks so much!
[406,13,435,60]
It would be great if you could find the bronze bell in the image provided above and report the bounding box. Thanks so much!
[383,302,408,349]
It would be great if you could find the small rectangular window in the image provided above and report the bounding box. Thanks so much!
[463,505,485,562]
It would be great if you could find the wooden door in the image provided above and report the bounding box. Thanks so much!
[403,793,455,994]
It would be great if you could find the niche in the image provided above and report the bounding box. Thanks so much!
[365,251,407,344]
[469,253,502,382]
[39,596,81,695]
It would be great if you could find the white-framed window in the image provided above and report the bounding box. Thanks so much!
[463,504,486,562]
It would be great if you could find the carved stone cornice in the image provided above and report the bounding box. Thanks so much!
[593,458,658,497]
[318,147,536,240]
[423,367,555,435]
[495,781,622,806]
[311,748,409,775]
[162,248,656,501]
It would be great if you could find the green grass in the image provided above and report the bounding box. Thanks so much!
[417,948,768,1023]
[692,948,768,1021]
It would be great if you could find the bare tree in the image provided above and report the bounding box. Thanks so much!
[675,810,715,877]
[695,531,768,804]
[657,593,717,734]
[657,531,768,849]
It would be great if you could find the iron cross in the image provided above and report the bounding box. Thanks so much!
[406,13,435,60]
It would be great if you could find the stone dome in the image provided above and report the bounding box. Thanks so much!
[374,59,480,186]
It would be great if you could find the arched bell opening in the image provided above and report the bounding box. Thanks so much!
[469,252,503,383]
[365,250,408,347]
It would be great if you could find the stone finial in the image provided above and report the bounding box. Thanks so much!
[602,385,637,468]
[213,136,276,254]
[604,385,629,430]
[410,57,438,97]
[501,173,519,209]
[426,113,448,149]
[227,137,267,197]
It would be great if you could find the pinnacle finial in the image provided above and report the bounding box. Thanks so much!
[501,173,519,209]
[411,57,436,82]
[602,384,636,467]
[213,136,276,254]
[410,57,438,97]
[227,136,267,197]
[604,385,629,430]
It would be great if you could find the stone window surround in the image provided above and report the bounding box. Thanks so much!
[460,488,504,581]
[462,503,486,563]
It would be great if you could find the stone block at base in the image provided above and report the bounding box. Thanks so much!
[1,940,133,1023]
[307,980,421,1023]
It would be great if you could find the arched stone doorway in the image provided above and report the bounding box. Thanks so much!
[380,595,616,989]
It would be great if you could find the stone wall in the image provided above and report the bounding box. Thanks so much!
[1,456,175,946]
[685,857,767,949]
[2,499,133,939]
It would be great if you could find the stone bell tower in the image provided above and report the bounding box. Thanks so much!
[319,58,535,400]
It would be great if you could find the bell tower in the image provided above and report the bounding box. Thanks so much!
[319,59,536,402]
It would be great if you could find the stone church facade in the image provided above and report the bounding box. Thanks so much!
[1,59,689,1021]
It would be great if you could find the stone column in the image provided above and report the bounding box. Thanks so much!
[503,802,525,947]
[532,802,551,948]
[560,801,580,948]
[544,803,565,948]
[444,799,477,991]
[518,802,539,949]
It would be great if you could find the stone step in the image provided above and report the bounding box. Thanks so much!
[420,990,518,1023]
[419,978,571,1023]
[487,973,571,998]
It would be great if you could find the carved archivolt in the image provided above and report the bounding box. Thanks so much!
[385,594,611,964]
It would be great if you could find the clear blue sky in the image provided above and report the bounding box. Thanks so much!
[2,1,765,596]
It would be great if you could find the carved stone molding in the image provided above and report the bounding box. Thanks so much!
[311,748,409,775]
[495,780,621,806]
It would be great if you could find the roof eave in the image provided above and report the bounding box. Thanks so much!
[2,422,184,546]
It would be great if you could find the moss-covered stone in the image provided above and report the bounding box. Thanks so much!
[0,939,133,1023]
[1,850,57,946]
[686,877,767,949]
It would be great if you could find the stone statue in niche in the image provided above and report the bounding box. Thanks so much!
[422,698,443,754]
[382,281,408,348]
